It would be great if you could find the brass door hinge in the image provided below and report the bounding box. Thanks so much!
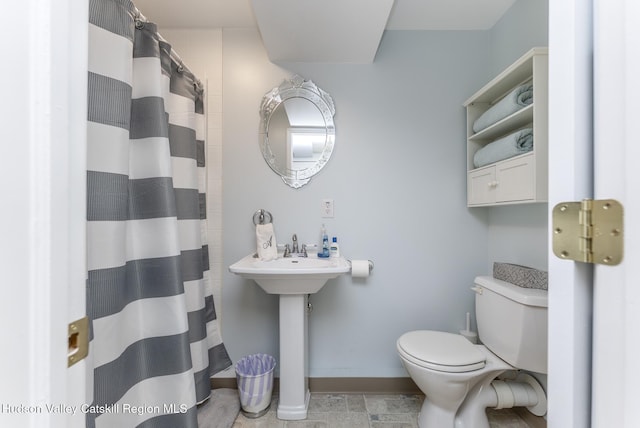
[68,316,89,367]
[552,199,623,265]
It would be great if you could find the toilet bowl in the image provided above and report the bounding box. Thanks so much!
[397,276,548,428]
[397,331,512,427]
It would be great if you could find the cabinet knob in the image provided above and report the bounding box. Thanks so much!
[487,181,499,188]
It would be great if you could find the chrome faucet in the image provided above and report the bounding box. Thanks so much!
[283,234,307,257]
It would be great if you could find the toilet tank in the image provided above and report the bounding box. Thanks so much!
[474,276,548,374]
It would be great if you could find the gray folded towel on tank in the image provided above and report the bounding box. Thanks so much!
[473,83,533,133]
[473,128,533,168]
[493,262,548,290]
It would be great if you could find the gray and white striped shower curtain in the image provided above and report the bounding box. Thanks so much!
[86,0,231,426]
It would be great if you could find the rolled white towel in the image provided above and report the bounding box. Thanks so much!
[256,223,277,261]
[473,83,533,133]
[473,128,533,168]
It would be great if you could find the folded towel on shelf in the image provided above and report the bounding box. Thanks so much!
[256,223,277,261]
[473,83,533,133]
[473,128,533,168]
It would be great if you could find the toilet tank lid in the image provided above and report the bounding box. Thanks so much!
[474,276,548,307]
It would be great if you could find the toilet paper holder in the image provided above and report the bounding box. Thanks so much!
[348,259,374,274]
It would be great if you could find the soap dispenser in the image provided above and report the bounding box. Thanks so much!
[320,224,330,258]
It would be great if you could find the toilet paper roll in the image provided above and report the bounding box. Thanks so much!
[351,260,370,278]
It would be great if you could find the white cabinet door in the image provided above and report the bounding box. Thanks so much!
[468,166,496,205]
[467,154,535,206]
[495,154,535,202]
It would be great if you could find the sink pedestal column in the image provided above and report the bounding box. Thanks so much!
[277,294,309,420]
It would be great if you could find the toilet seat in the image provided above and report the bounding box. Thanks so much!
[397,330,486,373]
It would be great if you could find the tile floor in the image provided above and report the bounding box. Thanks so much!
[232,393,538,428]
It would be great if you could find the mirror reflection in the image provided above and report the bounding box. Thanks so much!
[270,98,326,172]
[259,76,335,188]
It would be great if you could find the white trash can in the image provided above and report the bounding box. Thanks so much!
[235,354,276,418]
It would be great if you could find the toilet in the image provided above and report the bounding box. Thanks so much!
[397,276,548,428]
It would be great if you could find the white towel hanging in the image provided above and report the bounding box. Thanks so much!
[256,223,277,261]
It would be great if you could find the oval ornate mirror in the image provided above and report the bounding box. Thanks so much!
[259,75,335,188]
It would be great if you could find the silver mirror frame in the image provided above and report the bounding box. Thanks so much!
[259,75,336,188]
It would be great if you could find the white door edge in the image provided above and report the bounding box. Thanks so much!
[592,0,640,425]
[547,0,594,426]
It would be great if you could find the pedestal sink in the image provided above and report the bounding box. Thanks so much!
[229,254,350,420]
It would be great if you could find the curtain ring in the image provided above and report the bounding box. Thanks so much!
[177,64,184,73]
[135,19,145,30]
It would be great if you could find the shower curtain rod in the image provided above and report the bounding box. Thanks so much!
[131,5,203,90]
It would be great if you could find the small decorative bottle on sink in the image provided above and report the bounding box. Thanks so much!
[330,237,340,258]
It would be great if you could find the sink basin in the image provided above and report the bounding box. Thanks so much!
[229,254,350,294]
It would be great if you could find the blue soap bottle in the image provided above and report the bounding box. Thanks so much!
[321,224,330,258]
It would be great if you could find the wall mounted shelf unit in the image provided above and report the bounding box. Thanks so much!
[464,47,548,207]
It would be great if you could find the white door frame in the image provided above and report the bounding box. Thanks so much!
[591,0,640,425]
[547,0,594,427]
[549,0,639,426]
[0,1,88,427]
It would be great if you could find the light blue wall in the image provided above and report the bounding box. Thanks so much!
[222,29,490,377]
[485,0,549,273]
[489,0,549,74]
[220,0,548,377]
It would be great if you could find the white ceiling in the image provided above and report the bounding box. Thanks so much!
[133,0,516,62]
[251,0,395,63]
